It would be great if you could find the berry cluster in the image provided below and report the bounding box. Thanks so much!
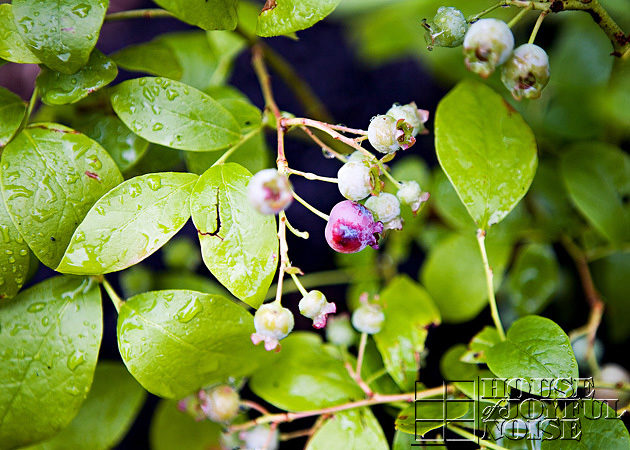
[424,6,551,100]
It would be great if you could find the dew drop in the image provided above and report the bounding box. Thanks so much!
[27,302,45,313]
[175,298,203,323]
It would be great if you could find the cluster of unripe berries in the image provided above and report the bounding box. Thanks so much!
[424,6,551,100]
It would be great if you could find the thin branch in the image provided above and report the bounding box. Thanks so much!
[298,126,348,163]
[104,8,174,22]
[101,277,124,312]
[287,168,338,183]
[291,190,330,221]
[507,4,533,28]
[476,229,506,340]
[265,269,358,300]
[212,128,260,167]
[528,11,548,44]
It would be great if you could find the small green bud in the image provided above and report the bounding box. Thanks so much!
[352,303,385,334]
[251,302,294,351]
[365,193,402,230]
[368,115,399,154]
[463,18,514,78]
[299,290,336,328]
[326,314,357,347]
[424,7,468,49]
[501,43,550,100]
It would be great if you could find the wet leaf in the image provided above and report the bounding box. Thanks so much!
[57,172,197,275]
[117,290,267,398]
[12,0,107,73]
[111,40,182,80]
[37,49,117,106]
[153,0,238,31]
[190,163,277,308]
[111,77,241,152]
[0,197,29,301]
[0,4,41,64]
[256,0,342,37]
[435,80,538,229]
[0,276,102,448]
[0,86,26,147]
[0,123,122,268]
[307,408,388,450]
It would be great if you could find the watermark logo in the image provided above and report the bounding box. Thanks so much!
[412,378,623,446]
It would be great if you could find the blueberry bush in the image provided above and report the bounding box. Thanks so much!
[0,0,629,449]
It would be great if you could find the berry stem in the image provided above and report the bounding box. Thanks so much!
[282,117,369,156]
[274,212,290,305]
[528,11,548,44]
[298,126,348,162]
[290,190,330,221]
[212,128,261,167]
[326,124,368,135]
[101,277,124,312]
[507,3,533,28]
[475,229,506,341]
[355,332,368,380]
[265,269,361,301]
[287,168,338,183]
[289,272,309,297]
[467,2,506,23]
[284,216,309,239]
[104,8,174,21]
[15,86,39,137]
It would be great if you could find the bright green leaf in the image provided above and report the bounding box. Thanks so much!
[12,0,107,73]
[117,290,267,398]
[396,399,469,436]
[57,172,197,275]
[25,361,146,450]
[154,0,238,30]
[0,123,122,268]
[190,163,278,308]
[460,326,500,364]
[486,316,579,397]
[307,408,389,450]
[0,4,41,64]
[111,40,182,80]
[435,80,538,229]
[0,276,102,448]
[421,232,511,323]
[150,400,222,450]
[373,275,440,390]
[561,142,630,244]
[0,86,26,147]
[256,0,342,37]
[37,50,117,106]
[111,77,241,152]
[250,332,363,411]
[0,197,29,301]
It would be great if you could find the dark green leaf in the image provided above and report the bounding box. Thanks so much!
[0,86,26,147]
[37,49,117,105]
[307,408,388,450]
[118,290,267,398]
[57,172,197,275]
[256,0,342,37]
[0,197,29,301]
[12,0,107,73]
[26,361,146,450]
[153,0,238,30]
[190,163,278,308]
[0,276,102,448]
[440,345,496,399]
[561,142,630,244]
[123,144,184,178]
[150,400,222,450]
[396,399,469,436]
[373,275,440,390]
[486,316,579,397]
[111,77,241,152]
[111,40,182,80]
[0,123,122,268]
[250,332,363,411]
[592,252,630,342]
[435,80,538,229]
[0,4,41,64]
[460,326,500,364]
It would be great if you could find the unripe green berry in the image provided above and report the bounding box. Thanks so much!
[397,180,430,214]
[501,43,550,100]
[326,314,357,347]
[299,290,336,328]
[368,115,399,154]
[247,169,293,215]
[424,7,468,48]
[365,193,402,230]
[337,161,374,201]
[240,425,279,450]
[251,302,294,351]
[386,103,429,137]
[199,385,240,423]
[463,18,514,78]
[352,303,385,334]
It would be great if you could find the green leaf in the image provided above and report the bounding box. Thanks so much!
[123,144,184,178]
[111,40,183,80]
[440,345,496,399]
[0,276,102,448]
[250,332,363,411]
[542,399,630,449]
[373,275,440,390]
[592,252,630,342]
[486,316,579,397]
[0,86,26,147]
[153,272,232,298]
[57,172,197,275]
[75,113,149,172]
[12,0,107,74]
[150,400,222,450]
[117,290,267,398]
[37,49,117,106]
[505,243,559,316]
[0,123,123,268]
[396,399,469,436]
[154,0,238,30]
[25,361,146,450]
[0,197,29,301]
[0,4,41,64]
[431,169,475,230]
[561,142,630,244]
[460,326,500,364]
[307,408,389,450]
[256,0,342,37]
[111,77,241,152]
[190,163,278,308]
[435,80,538,229]
[420,232,511,323]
